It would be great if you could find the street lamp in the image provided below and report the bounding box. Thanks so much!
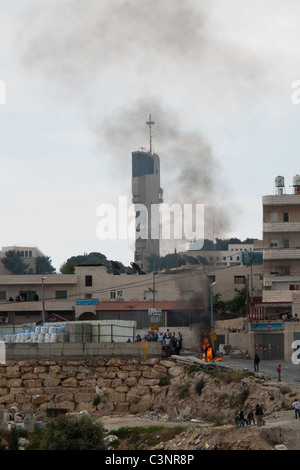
[42,277,46,324]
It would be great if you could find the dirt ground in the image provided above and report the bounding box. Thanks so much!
[100,408,300,450]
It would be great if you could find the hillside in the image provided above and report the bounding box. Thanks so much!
[101,358,300,450]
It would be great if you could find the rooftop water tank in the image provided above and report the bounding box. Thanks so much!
[275,176,284,194]
[293,174,300,194]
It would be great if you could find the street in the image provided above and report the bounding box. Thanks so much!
[221,356,300,387]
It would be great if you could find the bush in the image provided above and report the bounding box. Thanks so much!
[159,377,171,386]
[195,379,205,395]
[40,414,105,450]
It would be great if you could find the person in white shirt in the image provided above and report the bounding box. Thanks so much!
[292,399,300,419]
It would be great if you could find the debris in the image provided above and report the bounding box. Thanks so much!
[274,444,288,450]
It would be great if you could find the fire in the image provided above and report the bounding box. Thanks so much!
[201,337,222,362]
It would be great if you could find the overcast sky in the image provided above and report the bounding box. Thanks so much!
[1,0,300,271]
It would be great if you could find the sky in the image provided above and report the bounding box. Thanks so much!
[1,0,300,272]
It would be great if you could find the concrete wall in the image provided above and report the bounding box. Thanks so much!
[2,342,162,361]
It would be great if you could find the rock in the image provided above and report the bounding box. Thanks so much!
[274,444,288,450]
[61,377,77,388]
[43,377,61,387]
[168,367,184,377]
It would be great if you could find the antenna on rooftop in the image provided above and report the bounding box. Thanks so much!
[146,114,155,154]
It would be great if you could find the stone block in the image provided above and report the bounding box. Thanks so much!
[0,394,14,404]
[111,378,123,388]
[115,385,129,393]
[78,379,96,388]
[109,392,126,403]
[125,377,138,387]
[142,370,167,379]
[168,366,184,377]
[62,377,77,388]
[23,379,43,388]
[138,377,160,386]
[107,358,125,367]
[160,360,175,368]
[129,401,150,414]
[114,402,129,413]
[8,378,23,388]
[15,394,32,405]
[43,377,61,387]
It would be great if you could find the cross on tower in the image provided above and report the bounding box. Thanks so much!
[146,114,155,154]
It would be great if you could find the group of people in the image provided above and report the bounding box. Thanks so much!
[135,330,183,353]
[235,404,264,428]
[282,313,299,321]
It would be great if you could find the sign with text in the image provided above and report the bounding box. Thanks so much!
[148,308,162,316]
[77,299,99,305]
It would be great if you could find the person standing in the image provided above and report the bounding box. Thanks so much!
[292,399,300,419]
[247,410,255,425]
[254,354,260,372]
[277,364,282,382]
[255,403,264,426]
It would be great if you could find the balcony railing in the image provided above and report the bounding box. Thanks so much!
[263,222,300,232]
[263,248,300,260]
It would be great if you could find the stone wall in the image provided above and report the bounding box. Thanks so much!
[0,357,180,417]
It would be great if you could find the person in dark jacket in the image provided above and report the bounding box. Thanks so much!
[254,354,260,372]
[255,404,264,426]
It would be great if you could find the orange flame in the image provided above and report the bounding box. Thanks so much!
[202,337,222,362]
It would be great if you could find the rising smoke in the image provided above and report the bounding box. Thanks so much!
[16,0,271,254]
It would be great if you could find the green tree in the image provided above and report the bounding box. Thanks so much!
[40,414,105,450]
[215,288,247,317]
[60,252,129,274]
[1,250,29,274]
[227,287,247,316]
[35,256,56,274]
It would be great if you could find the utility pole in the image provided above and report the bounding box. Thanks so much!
[153,271,157,308]
[42,276,46,324]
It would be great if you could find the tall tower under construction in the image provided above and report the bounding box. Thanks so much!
[132,115,163,271]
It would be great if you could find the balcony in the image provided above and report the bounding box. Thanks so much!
[263,222,300,233]
[263,248,300,260]
[0,299,74,312]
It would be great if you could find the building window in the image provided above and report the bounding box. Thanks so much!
[144,290,156,300]
[234,276,246,285]
[283,266,291,276]
[55,290,67,299]
[283,212,289,222]
[85,275,92,287]
[283,239,290,249]
[270,239,278,248]
[270,212,278,222]
[270,266,279,275]
[0,291,6,300]
[110,290,123,300]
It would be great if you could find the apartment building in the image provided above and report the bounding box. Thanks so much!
[262,175,300,306]
[0,264,209,328]
[180,242,263,302]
